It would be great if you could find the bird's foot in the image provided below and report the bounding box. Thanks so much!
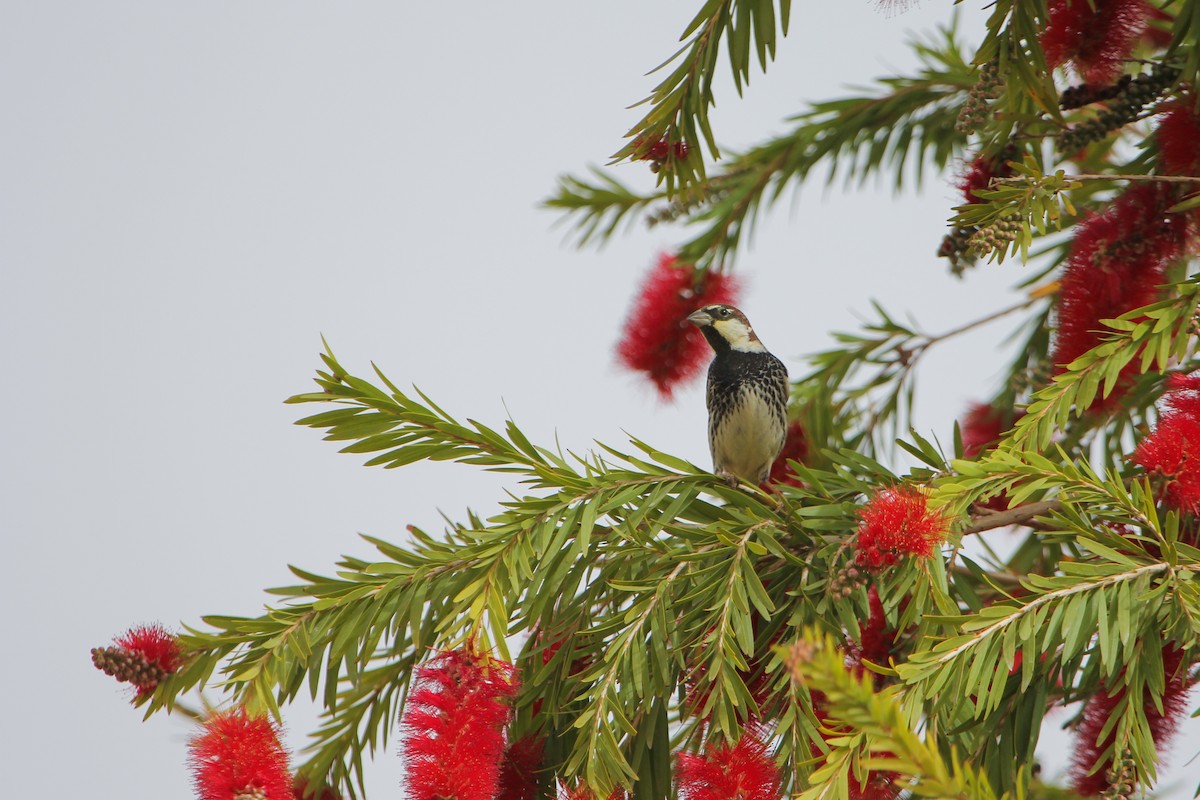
[718,471,740,488]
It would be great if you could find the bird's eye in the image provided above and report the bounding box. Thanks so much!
[719,308,731,317]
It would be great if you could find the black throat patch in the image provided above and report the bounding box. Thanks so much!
[699,325,732,354]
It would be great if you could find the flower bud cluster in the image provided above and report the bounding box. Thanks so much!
[1058,66,1181,153]
[956,62,1003,134]
[1100,751,1137,800]
[966,216,1023,257]
[827,563,866,599]
[1060,74,1133,110]
[937,226,979,276]
[91,623,182,698]
[91,646,172,693]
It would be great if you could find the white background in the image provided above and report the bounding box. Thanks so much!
[3,2,1196,797]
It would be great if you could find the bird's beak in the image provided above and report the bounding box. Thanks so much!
[687,310,713,327]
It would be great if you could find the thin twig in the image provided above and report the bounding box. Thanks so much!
[923,293,1050,349]
[994,173,1200,186]
[964,499,1063,534]
[949,563,1024,586]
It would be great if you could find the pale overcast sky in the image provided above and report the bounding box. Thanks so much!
[3,2,1196,798]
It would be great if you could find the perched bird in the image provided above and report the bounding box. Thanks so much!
[687,304,789,486]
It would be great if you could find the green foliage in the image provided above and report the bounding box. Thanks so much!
[161,347,890,798]
[146,313,1200,798]
[948,156,1081,264]
[614,0,793,192]
[788,630,1015,800]
[549,24,978,269]
[1008,277,1200,451]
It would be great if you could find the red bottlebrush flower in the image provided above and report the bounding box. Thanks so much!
[809,692,900,800]
[957,152,1014,205]
[844,585,894,685]
[847,772,901,800]
[1071,646,1196,796]
[961,403,1025,509]
[676,729,782,800]
[496,735,545,800]
[1156,102,1200,178]
[1040,0,1151,85]
[1142,5,1175,48]
[616,254,739,398]
[1144,648,1195,753]
[960,403,1024,458]
[1132,374,1200,513]
[115,623,182,673]
[767,420,809,487]
[400,648,520,800]
[1164,373,1200,399]
[1051,182,1192,406]
[188,708,293,800]
[91,622,182,698]
[853,486,949,570]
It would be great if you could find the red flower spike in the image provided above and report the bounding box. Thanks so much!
[676,729,782,800]
[115,623,182,673]
[91,622,182,698]
[845,586,895,685]
[617,254,739,398]
[853,486,950,570]
[961,403,1023,459]
[1144,648,1195,750]
[496,735,545,800]
[1070,647,1196,796]
[188,709,293,800]
[1052,182,1192,406]
[1156,102,1200,179]
[1142,5,1175,48]
[1040,0,1151,85]
[400,648,520,800]
[767,420,809,487]
[847,772,902,800]
[960,403,1025,509]
[957,153,1014,205]
[1132,375,1200,513]
[810,694,899,800]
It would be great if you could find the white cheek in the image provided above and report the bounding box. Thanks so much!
[714,320,762,352]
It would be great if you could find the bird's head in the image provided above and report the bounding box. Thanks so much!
[687,304,767,353]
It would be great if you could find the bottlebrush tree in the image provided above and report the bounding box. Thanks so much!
[93,2,1200,799]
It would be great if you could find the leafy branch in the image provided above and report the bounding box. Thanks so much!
[153,346,851,796]
[614,0,792,191]
[786,630,1012,800]
[544,168,671,249]
[551,25,977,268]
[949,155,1082,264]
[799,292,1047,454]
